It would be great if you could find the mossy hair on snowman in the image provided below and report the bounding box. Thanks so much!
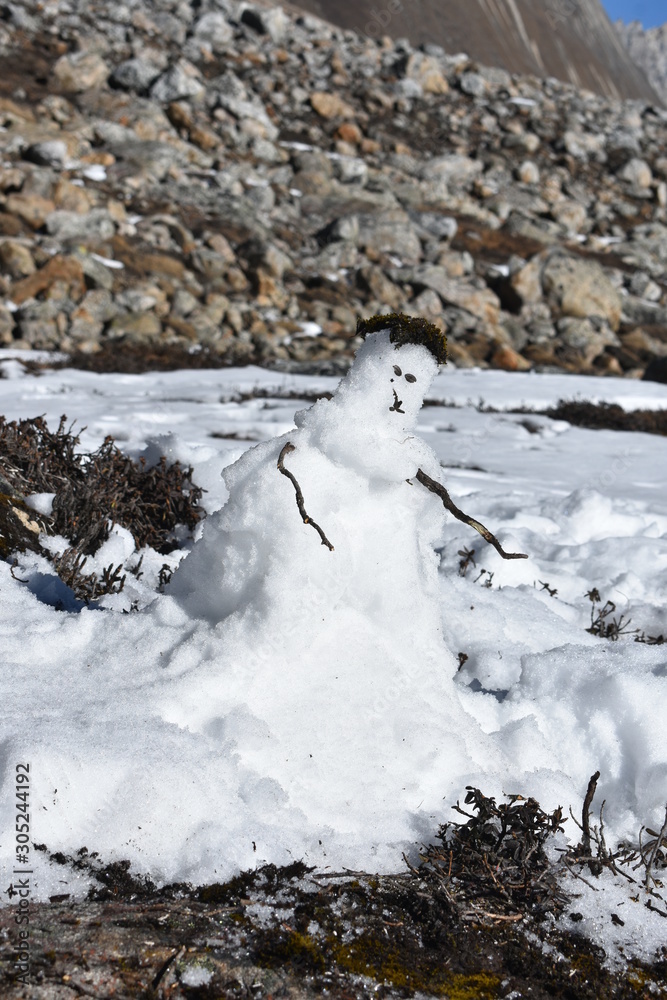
[356,312,449,365]
[279,312,526,561]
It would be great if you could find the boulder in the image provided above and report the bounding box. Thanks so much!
[541,253,622,331]
[53,52,109,93]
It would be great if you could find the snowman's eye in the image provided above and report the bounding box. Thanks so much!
[405,373,417,383]
[393,365,402,376]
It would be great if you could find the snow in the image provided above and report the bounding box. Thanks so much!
[81,164,107,182]
[179,964,214,987]
[0,346,666,965]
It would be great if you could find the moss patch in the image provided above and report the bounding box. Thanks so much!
[357,312,448,365]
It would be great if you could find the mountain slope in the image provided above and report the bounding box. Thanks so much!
[615,19,667,106]
[291,0,660,103]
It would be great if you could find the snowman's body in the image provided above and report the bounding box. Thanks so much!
[171,332,448,649]
[166,330,492,841]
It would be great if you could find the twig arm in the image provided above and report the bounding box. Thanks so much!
[277,442,334,551]
[415,469,528,561]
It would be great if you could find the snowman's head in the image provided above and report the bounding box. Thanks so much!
[329,314,445,432]
[295,315,445,479]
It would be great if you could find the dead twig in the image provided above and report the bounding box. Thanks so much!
[581,771,600,861]
[277,442,334,551]
[645,805,667,891]
[152,945,186,991]
[415,469,528,561]
[562,858,599,892]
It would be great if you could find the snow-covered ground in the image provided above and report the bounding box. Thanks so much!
[1,348,666,966]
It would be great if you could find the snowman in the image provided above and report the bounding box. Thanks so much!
[170,312,525,628]
[165,314,525,844]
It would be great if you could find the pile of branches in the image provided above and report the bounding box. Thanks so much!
[414,786,568,924]
[0,414,204,601]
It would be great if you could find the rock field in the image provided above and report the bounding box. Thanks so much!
[1,0,667,378]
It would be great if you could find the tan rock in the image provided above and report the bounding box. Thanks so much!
[69,306,104,342]
[511,255,543,305]
[254,269,289,309]
[53,178,93,214]
[0,303,16,344]
[5,193,56,230]
[335,122,363,145]
[9,255,86,306]
[360,137,381,155]
[0,97,35,124]
[358,264,404,311]
[190,124,220,151]
[0,167,28,191]
[551,200,587,233]
[621,328,667,360]
[53,51,109,93]
[618,157,652,189]
[108,312,163,342]
[490,343,532,371]
[310,92,355,120]
[206,233,236,262]
[0,212,23,237]
[0,241,36,279]
[541,253,622,331]
[517,160,540,185]
[405,53,449,94]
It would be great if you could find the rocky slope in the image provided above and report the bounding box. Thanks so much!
[1,0,667,379]
[293,0,660,104]
[615,19,667,107]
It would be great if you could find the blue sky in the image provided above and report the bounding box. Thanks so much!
[602,1,666,27]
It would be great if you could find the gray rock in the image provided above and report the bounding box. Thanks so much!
[17,302,61,348]
[409,211,458,240]
[621,296,667,326]
[171,289,199,318]
[240,238,293,279]
[326,214,360,243]
[110,58,162,94]
[45,210,116,243]
[150,60,204,103]
[617,157,652,189]
[563,130,606,161]
[628,272,662,301]
[420,154,483,188]
[107,140,190,181]
[392,265,501,324]
[332,156,368,186]
[191,12,233,51]
[459,72,487,97]
[556,316,619,363]
[73,252,116,291]
[210,71,279,139]
[25,141,68,169]
[357,210,422,265]
[240,6,288,43]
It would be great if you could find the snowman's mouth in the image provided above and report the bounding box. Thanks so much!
[389,388,405,414]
